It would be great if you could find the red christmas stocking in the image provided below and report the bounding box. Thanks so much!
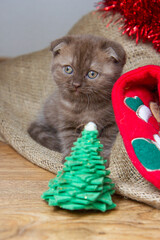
[112,65,160,189]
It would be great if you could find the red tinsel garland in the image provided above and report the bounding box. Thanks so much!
[96,0,160,53]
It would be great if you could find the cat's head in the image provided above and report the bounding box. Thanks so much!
[50,35,126,102]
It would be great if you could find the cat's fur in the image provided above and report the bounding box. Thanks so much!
[28,35,126,163]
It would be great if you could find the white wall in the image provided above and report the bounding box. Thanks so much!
[0,0,95,57]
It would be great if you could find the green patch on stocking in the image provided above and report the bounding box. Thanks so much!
[132,138,160,170]
[125,96,143,112]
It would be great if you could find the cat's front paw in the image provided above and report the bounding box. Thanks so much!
[28,121,61,152]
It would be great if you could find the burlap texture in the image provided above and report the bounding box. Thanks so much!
[0,12,160,208]
[0,49,63,172]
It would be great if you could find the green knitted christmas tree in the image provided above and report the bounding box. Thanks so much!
[41,122,116,212]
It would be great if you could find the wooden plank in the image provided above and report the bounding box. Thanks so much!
[0,142,160,240]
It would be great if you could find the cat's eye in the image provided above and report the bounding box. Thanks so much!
[63,65,73,74]
[87,70,98,79]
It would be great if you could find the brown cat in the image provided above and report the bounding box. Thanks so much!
[28,34,126,163]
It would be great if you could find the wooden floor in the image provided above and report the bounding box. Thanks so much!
[0,141,160,240]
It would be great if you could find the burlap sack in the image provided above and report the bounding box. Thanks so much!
[0,12,160,208]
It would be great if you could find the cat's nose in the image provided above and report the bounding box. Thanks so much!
[72,81,81,89]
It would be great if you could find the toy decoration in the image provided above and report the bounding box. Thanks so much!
[96,0,160,53]
[41,122,116,212]
[112,65,160,189]
[150,102,160,123]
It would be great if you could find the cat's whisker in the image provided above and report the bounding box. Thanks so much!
[86,94,90,109]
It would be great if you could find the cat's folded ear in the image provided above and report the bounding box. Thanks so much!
[50,36,73,57]
[101,40,126,66]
